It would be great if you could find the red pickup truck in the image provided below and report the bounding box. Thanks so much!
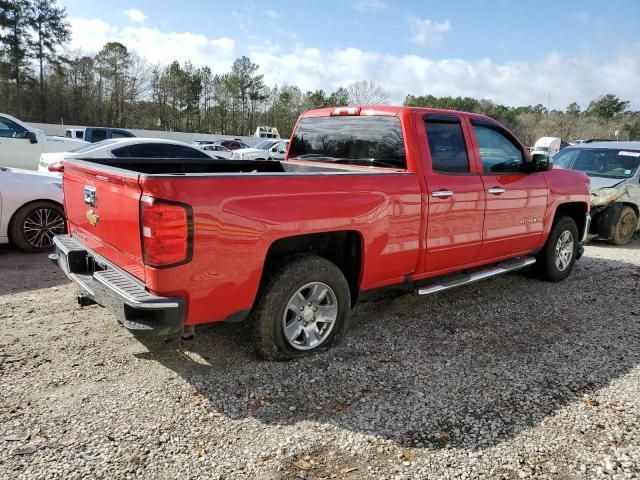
[51,106,591,360]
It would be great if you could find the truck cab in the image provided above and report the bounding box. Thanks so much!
[65,127,136,143]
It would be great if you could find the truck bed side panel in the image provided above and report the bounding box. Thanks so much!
[139,173,422,325]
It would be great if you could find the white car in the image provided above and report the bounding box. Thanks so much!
[0,113,88,170]
[38,138,219,173]
[231,139,290,161]
[0,166,65,252]
[200,143,233,159]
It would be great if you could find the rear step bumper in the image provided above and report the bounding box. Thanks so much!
[417,256,536,296]
[49,235,185,336]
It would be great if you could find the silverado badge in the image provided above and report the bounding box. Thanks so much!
[86,209,99,226]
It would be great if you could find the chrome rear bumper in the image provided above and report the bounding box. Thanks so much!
[49,235,184,336]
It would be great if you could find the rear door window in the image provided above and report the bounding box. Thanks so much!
[424,120,470,174]
[288,116,406,169]
[165,144,210,159]
[91,129,107,142]
[113,143,167,158]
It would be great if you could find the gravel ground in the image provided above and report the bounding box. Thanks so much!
[1,240,639,480]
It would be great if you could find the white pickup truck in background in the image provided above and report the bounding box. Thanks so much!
[0,113,88,170]
[231,139,290,161]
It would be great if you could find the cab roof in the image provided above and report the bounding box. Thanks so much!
[300,105,498,124]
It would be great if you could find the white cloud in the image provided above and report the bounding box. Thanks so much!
[67,17,640,110]
[408,17,451,48]
[122,8,147,23]
[251,46,640,110]
[265,9,280,19]
[353,0,387,12]
[68,17,235,67]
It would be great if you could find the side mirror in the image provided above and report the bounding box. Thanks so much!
[530,153,552,172]
[26,131,38,144]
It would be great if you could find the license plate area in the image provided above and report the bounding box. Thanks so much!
[66,250,107,275]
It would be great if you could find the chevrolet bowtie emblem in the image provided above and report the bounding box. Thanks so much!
[86,209,99,226]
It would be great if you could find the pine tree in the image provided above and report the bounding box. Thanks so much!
[28,0,70,91]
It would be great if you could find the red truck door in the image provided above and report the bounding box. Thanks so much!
[419,114,485,273]
[467,119,548,260]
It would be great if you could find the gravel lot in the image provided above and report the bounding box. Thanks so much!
[1,240,639,480]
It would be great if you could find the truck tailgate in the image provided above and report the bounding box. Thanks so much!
[62,162,146,281]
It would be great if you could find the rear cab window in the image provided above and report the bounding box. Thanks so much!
[288,115,406,169]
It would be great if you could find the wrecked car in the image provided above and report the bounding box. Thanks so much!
[553,142,640,245]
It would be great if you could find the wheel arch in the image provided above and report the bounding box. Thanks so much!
[552,201,589,241]
[618,201,640,219]
[260,230,364,306]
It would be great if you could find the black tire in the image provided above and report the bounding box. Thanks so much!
[251,255,351,361]
[9,201,66,253]
[535,216,579,282]
[610,206,637,246]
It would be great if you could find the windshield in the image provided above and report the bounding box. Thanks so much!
[288,116,406,169]
[535,146,549,152]
[255,140,278,150]
[553,148,640,179]
[70,139,119,154]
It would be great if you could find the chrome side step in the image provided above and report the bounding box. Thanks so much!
[417,256,536,296]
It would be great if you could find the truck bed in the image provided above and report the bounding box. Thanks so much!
[61,157,419,319]
[73,158,397,176]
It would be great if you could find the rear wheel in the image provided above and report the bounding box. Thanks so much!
[9,201,66,253]
[610,206,637,246]
[251,255,351,360]
[535,216,579,282]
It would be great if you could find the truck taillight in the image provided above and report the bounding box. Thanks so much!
[140,196,193,268]
[48,161,64,173]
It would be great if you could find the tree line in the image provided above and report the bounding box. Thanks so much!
[1,0,638,143]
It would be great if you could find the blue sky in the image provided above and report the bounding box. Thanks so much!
[60,0,640,108]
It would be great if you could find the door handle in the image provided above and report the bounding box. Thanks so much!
[432,190,454,198]
[487,187,506,195]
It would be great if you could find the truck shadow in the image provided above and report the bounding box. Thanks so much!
[0,246,70,296]
[136,251,640,451]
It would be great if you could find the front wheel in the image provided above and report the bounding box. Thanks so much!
[610,206,637,246]
[535,216,579,282]
[9,201,66,252]
[251,255,351,360]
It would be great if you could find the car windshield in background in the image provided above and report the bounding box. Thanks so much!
[70,139,119,154]
[288,116,406,169]
[255,140,278,150]
[553,148,640,179]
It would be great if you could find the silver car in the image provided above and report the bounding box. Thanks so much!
[553,141,640,245]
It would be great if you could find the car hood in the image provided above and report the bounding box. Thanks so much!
[589,176,627,191]
[40,151,70,164]
[234,148,265,155]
